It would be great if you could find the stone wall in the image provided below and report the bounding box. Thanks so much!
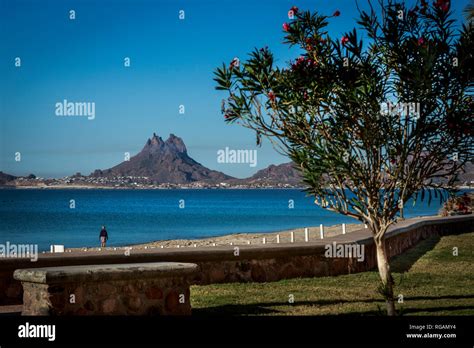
[1,215,473,305]
[188,227,443,285]
[14,262,197,315]
[20,278,191,316]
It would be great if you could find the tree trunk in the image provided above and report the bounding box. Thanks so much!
[374,237,396,316]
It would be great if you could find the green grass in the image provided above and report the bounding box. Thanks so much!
[191,232,474,316]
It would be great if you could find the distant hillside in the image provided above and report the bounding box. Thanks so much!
[457,162,474,185]
[236,160,473,187]
[3,134,471,188]
[0,171,16,185]
[90,133,234,184]
[236,162,303,186]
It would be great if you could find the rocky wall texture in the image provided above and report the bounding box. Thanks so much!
[188,219,473,285]
[20,278,192,316]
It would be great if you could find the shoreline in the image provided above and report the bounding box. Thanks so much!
[2,185,473,191]
[0,185,305,190]
[62,212,466,253]
[65,222,366,253]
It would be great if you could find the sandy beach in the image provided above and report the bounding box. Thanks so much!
[65,222,365,252]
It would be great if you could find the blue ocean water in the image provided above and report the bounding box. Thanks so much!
[0,188,457,251]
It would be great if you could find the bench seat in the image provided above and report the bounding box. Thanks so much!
[13,262,198,316]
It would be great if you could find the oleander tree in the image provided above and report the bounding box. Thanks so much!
[465,0,474,21]
[214,0,473,315]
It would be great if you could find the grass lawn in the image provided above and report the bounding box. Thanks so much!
[191,232,474,316]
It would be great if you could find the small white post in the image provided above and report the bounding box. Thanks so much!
[212,243,216,246]
[276,234,280,244]
[247,240,251,245]
[160,245,164,248]
[177,245,180,248]
[290,231,294,243]
[230,242,233,246]
[194,244,197,247]
[304,228,309,242]
[320,224,324,239]
[342,223,346,235]
[262,237,266,244]
[364,224,368,229]
[51,245,65,253]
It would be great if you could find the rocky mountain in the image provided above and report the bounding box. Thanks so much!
[236,162,303,186]
[238,160,473,187]
[3,130,470,188]
[0,171,16,185]
[456,162,474,185]
[91,133,234,184]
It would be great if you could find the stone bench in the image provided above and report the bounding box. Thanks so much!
[13,262,198,316]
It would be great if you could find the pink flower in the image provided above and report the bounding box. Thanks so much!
[305,58,317,67]
[341,36,349,45]
[417,37,425,45]
[333,10,341,17]
[268,91,276,101]
[296,56,305,66]
[283,23,290,32]
[435,0,449,12]
[229,57,240,69]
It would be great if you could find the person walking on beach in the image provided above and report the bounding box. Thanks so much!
[99,226,108,247]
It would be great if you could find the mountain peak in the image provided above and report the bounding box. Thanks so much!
[93,131,233,184]
[165,134,187,153]
[146,132,163,147]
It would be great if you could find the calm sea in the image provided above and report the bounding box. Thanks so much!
[0,188,459,251]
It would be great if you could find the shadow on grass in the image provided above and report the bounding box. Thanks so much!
[390,235,441,273]
[193,294,474,316]
[340,304,474,316]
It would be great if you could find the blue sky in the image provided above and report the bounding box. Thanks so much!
[0,0,470,178]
